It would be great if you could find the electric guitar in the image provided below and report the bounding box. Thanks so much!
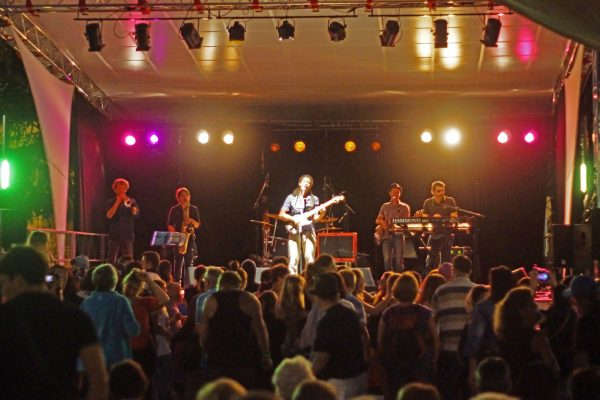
[286,195,345,235]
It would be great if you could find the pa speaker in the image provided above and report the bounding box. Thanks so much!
[573,224,593,274]
[317,232,357,262]
[552,224,573,268]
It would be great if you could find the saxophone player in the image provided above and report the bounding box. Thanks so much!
[106,178,139,265]
[167,187,201,285]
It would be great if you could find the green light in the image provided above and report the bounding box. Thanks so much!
[0,159,9,189]
[580,162,587,193]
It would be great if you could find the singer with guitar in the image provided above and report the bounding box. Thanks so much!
[167,187,201,285]
[375,183,411,272]
[279,175,344,275]
[106,178,139,265]
[419,180,458,271]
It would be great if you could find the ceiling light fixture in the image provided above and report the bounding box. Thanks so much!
[84,22,105,52]
[180,22,203,49]
[433,19,448,48]
[228,21,246,42]
[379,20,399,47]
[134,22,151,51]
[481,18,502,47]
[328,20,346,42]
[277,20,295,41]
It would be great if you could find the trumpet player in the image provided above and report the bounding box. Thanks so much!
[167,187,201,286]
[106,178,139,265]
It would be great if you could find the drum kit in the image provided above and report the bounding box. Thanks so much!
[249,212,342,262]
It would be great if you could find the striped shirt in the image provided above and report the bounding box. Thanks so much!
[431,276,475,352]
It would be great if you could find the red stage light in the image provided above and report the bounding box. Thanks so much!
[497,131,509,144]
[524,131,536,143]
[124,134,136,146]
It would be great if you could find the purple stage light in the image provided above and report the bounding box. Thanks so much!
[149,133,159,145]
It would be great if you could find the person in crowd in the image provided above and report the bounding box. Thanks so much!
[195,266,223,324]
[158,259,174,284]
[339,269,368,326]
[110,359,149,400]
[514,361,560,400]
[416,273,446,308]
[437,262,453,282]
[26,229,56,265]
[569,367,600,400]
[565,275,600,369]
[271,264,291,297]
[123,268,169,387]
[396,382,441,400]
[106,178,139,265]
[464,265,514,388]
[272,356,316,400]
[116,255,134,276]
[277,274,308,357]
[197,271,272,388]
[195,378,247,400]
[238,268,249,291]
[375,183,411,272]
[152,279,176,400]
[378,272,439,399]
[351,268,374,303]
[431,255,475,400]
[311,272,367,399]
[185,265,206,305]
[141,251,162,282]
[259,290,287,367]
[494,287,559,389]
[292,380,338,400]
[241,259,259,293]
[48,264,83,305]
[166,281,186,323]
[80,263,140,367]
[0,246,108,400]
[474,356,512,395]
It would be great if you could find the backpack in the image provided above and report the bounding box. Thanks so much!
[381,306,426,367]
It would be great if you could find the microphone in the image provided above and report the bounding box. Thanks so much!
[323,176,328,192]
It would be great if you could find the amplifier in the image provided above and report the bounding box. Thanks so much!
[317,232,358,262]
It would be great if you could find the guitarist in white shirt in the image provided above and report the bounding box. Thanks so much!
[279,175,324,275]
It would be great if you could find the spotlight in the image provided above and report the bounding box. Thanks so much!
[344,140,357,152]
[124,134,137,146]
[444,128,461,146]
[277,20,295,41]
[180,22,203,49]
[1,159,10,190]
[497,130,509,144]
[380,20,399,47]
[524,131,536,143]
[433,19,448,48]
[270,143,281,153]
[148,132,159,145]
[222,130,234,145]
[197,129,210,144]
[420,131,433,143]
[84,22,105,52]
[481,18,502,47]
[370,140,382,152]
[294,140,306,153]
[134,23,151,51]
[228,21,246,42]
[328,21,346,42]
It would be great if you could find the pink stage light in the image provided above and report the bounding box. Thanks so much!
[148,133,159,145]
[524,131,536,143]
[124,134,136,146]
[497,131,509,144]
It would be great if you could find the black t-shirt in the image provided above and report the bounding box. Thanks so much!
[0,292,98,400]
[313,303,366,379]
[106,197,138,241]
[575,302,600,367]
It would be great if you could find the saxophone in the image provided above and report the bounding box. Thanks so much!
[179,202,193,254]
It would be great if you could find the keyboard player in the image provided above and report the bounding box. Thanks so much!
[419,180,458,271]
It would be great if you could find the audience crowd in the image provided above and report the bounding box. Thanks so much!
[1,230,600,400]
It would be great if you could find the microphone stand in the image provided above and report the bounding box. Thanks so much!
[253,173,269,258]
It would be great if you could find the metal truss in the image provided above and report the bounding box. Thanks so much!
[0,13,115,118]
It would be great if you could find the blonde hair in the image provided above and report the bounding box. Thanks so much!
[272,356,315,400]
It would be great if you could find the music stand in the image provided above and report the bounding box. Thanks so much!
[150,231,188,247]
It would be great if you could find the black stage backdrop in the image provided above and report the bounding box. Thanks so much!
[104,105,552,280]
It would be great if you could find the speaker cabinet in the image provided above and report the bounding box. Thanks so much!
[317,232,358,262]
[573,224,593,274]
[552,224,573,267]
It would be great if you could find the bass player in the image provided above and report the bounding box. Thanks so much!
[375,183,410,272]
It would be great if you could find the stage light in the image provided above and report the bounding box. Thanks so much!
[228,21,246,42]
[270,143,281,152]
[497,130,509,144]
[344,140,357,152]
[180,22,203,49]
[84,22,105,52]
[433,19,448,48]
[124,134,136,146]
[580,162,587,193]
[328,21,346,42]
[148,132,159,145]
[294,140,306,153]
[481,18,502,47]
[444,128,461,146]
[524,131,536,143]
[197,129,209,144]
[380,20,399,47]
[370,140,381,152]
[420,131,433,143]
[277,20,295,41]
[1,159,10,190]
[222,130,234,145]
[134,23,151,51]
